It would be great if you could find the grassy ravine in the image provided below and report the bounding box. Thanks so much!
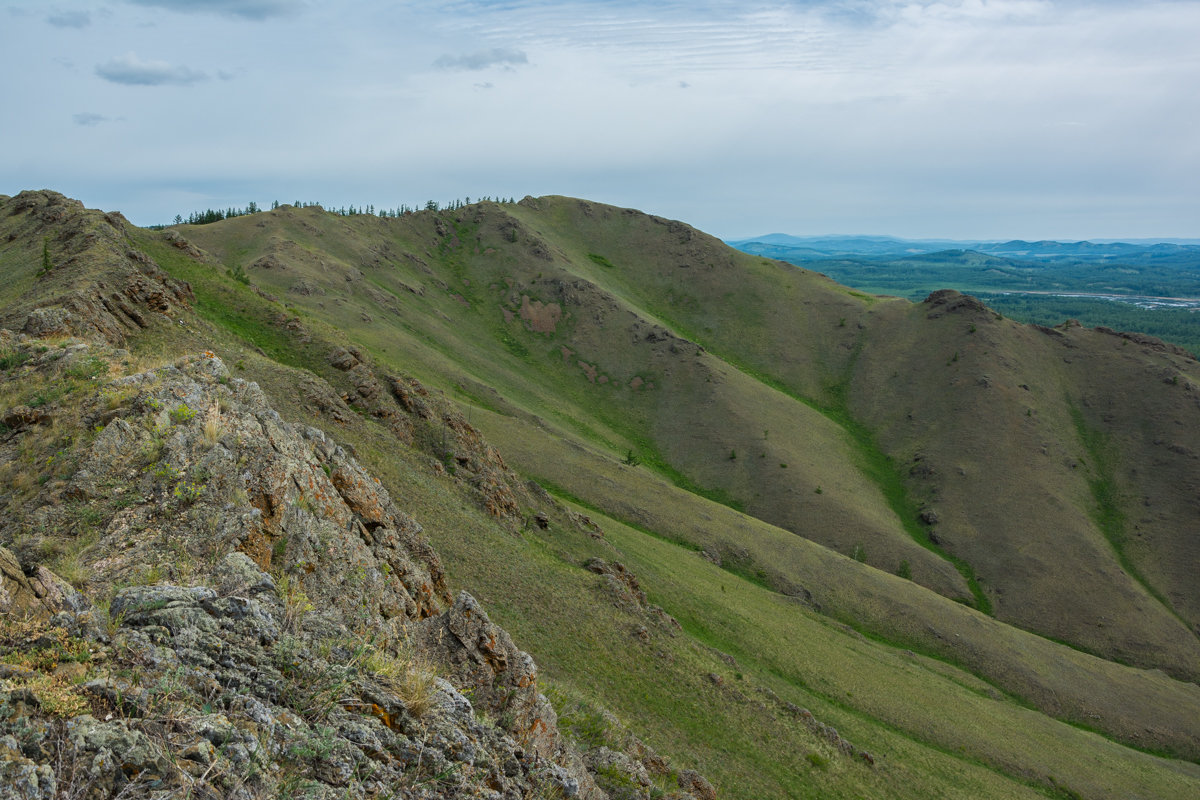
[1068,403,1176,619]
[821,382,992,614]
[16,197,1195,798]
[618,288,989,612]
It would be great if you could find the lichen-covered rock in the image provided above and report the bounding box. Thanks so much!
[0,547,84,621]
[677,769,718,800]
[0,735,55,800]
[4,349,451,635]
[415,592,553,754]
[0,568,601,799]
[0,343,673,798]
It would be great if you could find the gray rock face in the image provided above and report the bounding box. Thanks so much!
[1,571,599,798]
[0,546,85,620]
[0,735,55,800]
[416,591,554,756]
[11,349,452,635]
[0,344,662,798]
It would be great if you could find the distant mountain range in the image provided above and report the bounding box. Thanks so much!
[728,233,1200,264]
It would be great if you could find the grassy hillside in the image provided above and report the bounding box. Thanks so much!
[4,190,1200,799]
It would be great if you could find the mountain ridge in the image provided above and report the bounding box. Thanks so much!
[2,189,1200,799]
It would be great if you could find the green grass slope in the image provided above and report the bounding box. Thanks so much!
[172,190,1200,674]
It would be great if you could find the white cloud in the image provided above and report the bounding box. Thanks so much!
[47,9,91,28]
[3,0,1197,238]
[125,0,302,21]
[433,48,529,71]
[94,52,208,86]
[72,112,109,126]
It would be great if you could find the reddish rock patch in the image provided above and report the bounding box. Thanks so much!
[579,361,598,383]
[560,345,574,363]
[519,295,562,334]
[630,376,644,390]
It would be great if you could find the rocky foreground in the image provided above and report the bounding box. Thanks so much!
[0,336,713,799]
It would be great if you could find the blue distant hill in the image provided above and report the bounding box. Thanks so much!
[728,234,1200,266]
[726,233,1200,356]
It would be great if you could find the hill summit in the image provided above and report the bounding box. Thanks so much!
[1,189,1199,799]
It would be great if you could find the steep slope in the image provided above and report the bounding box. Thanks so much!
[453,196,1200,676]
[850,293,1200,672]
[4,190,1200,799]
[0,193,704,799]
[164,189,1200,696]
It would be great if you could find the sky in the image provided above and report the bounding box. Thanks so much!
[3,0,1199,240]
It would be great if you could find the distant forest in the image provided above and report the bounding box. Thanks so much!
[976,294,1200,357]
[731,239,1200,359]
[161,196,518,227]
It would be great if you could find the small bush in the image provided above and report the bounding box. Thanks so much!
[227,263,251,285]
[173,480,205,504]
[0,348,30,371]
[39,236,53,275]
[169,404,196,425]
[65,356,107,381]
[151,462,180,481]
[276,572,315,633]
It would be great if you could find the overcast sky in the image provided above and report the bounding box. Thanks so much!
[3,0,1198,239]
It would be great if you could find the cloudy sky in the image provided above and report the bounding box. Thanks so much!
[3,0,1198,239]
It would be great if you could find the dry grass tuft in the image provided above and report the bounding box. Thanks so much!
[276,572,315,634]
[9,468,34,494]
[0,616,92,718]
[202,401,223,448]
[363,645,440,718]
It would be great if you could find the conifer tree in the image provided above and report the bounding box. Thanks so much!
[39,236,52,276]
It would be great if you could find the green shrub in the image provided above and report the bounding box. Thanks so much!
[65,357,107,380]
[0,348,30,371]
[173,480,205,504]
[169,404,196,425]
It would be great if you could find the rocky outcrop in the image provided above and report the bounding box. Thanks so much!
[585,558,682,638]
[4,348,450,630]
[0,546,85,621]
[0,337,713,798]
[320,345,526,521]
[0,554,592,799]
[0,191,193,346]
[922,288,990,318]
[417,594,551,751]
